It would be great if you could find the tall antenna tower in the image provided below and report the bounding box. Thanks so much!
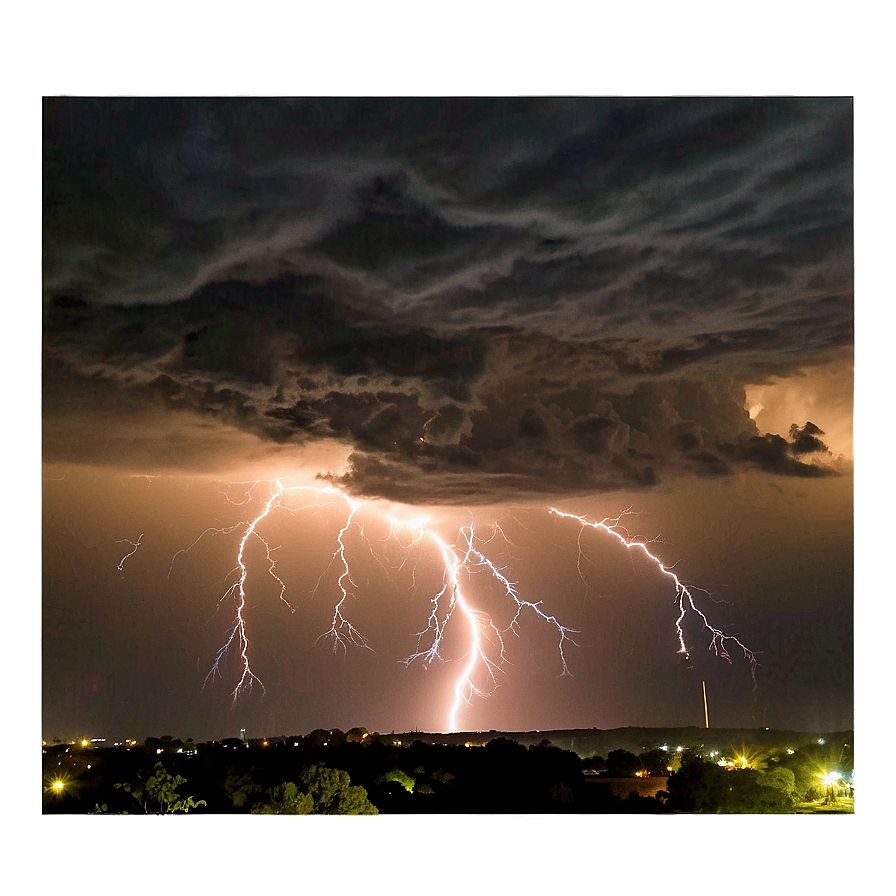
[702,681,709,728]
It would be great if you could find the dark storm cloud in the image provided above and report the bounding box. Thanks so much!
[788,421,830,455]
[42,98,852,501]
[721,432,833,478]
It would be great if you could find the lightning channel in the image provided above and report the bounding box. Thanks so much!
[316,493,373,654]
[115,533,143,573]
[549,507,758,678]
[202,480,285,702]
[162,478,758,731]
[394,518,574,733]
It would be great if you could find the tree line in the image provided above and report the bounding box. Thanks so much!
[43,730,852,814]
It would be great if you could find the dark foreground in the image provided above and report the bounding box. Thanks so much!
[42,726,853,814]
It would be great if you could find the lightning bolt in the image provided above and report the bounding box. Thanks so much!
[394,519,576,733]
[316,492,372,654]
[396,523,499,733]
[172,481,376,704]
[196,481,286,702]
[549,507,758,678]
[164,478,757,730]
[115,534,143,573]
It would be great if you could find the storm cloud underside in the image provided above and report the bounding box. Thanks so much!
[43,98,852,502]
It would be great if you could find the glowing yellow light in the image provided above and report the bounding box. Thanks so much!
[52,780,64,791]
[80,739,88,747]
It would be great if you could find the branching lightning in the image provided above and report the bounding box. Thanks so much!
[315,493,373,654]
[116,534,143,573]
[160,478,757,731]
[549,507,758,679]
[389,519,582,732]
[394,522,509,733]
[166,482,287,702]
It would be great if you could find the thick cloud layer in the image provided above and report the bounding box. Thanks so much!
[43,98,852,502]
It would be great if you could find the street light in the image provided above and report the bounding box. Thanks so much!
[820,770,841,804]
[45,778,67,797]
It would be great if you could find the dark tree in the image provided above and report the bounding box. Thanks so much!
[304,729,330,747]
[605,749,641,777]
[252,781,313,815]
[299,764,377,814]
[113,762,206,814]
[582,754,607,773]
[346,727,369,743]
[638,748,670,775]
[664,758,795,813]
[224,770,265,810]
[252,764,377,814]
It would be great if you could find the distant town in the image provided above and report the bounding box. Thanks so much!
[43,725,854,814]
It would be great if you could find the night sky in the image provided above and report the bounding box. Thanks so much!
[41,97,854,744]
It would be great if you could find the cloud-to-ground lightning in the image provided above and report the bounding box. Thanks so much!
[394,521,510,733]
[314,492,372,654]
[164,480,757,730]
[549,507,758,679]
[168,481,289,702]
[116,534,143,573]
[393,519,579,732]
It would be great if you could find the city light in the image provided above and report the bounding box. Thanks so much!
[45,775,69,797]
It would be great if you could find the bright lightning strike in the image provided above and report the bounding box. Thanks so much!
[317,493,372,654]
[116,534,143,573]
[393,520,579,732]
[165,479,758,731]
[394,523,509,733]
[190,481,287,702]
[549,508,758,679]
